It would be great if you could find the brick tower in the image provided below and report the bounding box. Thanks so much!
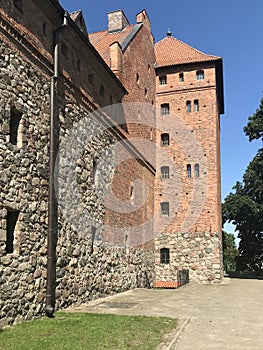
[154,32,224,285]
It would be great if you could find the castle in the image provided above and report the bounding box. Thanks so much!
[0,0,224,326]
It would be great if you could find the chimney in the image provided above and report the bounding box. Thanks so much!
[108,10,129,33]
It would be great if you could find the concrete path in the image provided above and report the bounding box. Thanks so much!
[66,278,263,349]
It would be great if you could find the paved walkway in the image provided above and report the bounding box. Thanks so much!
[66,278,263,349]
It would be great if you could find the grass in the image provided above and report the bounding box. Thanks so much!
[0,312,177,350]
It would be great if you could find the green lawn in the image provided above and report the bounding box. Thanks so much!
[0,312,177,350]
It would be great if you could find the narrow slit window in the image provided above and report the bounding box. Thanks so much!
[186,101,191,113]
[10,108,22,145]
[194,99,199,112]
[160,248,170,264]
[161,133,169,146]
[6,210,19,254]
[91,226,96,254]
[187,164,192,178]
[161,103,169,116]
[100,85,105,96]
[161,166,169,179]
[195,163,200,177]
[160,202,169,216]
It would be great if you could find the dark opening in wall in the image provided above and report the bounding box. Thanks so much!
[6,210,19,254]
[160,248,170,264]
[91,226,96,254]
[9,108,22,145]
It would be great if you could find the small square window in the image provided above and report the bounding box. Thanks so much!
[161,166,169,179]
[160,248,170,264]
[161,133,169,146]
[161,103,169,116]
[179,73,184,82]
[196,70,204,80]
[160,202,169,216]
[159,75,167,85]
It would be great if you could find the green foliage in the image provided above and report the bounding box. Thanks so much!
[244,97,263,141]
[223,97,263,272]
[222,231,238,272]
[0,312,178,350]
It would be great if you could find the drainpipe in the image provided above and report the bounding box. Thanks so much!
[46,12,68,318]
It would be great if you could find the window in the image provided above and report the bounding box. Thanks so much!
[136,73,140,84]
[195,163,200,177]
[43,22,47,36]
[179,73,184,82]
[88,74,94,84]
[144,88,147,97]
[161,133,169,146]
[14,0,23,11]
[10,108,22,145]
[93,159,99,186]
[196,70,204,80]
[194,99,199,112]
[161,166,169,179]
[187,164,191,178]
[161,103,169,116]
[100,85,105,96]
[6,210,19,254]
[77,58,80,71]
[159,75,167,85]
[160,248,170,264]
[160,202,169,216]
[186,101,191,113]
[91,226,96,254]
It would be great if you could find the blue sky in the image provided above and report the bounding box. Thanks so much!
[60,0,263,236]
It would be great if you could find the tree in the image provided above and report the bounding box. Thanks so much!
[222,231,239,272]
[223,97,263,272]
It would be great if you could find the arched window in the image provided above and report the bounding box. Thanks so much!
[160,202,169,216]
[187,164,191,178]
[194,99,199,112]
[196,70,204,80]
[161,103,169,116]
[161,133,169,146]
[160,248,170,264]
[195,163,200,177]
[161,166,169,179]
[186,101,191,113]
[9,107,22,146]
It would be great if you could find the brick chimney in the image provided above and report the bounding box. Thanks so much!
[108,10,129,33]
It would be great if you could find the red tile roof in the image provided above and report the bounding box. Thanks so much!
[89,25,136,66]
[155,35,220,67]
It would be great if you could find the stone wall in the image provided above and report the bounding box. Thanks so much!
[155,231,223,284]
[0,4,155,327]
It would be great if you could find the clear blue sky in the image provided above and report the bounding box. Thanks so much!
[60,0,263,234]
